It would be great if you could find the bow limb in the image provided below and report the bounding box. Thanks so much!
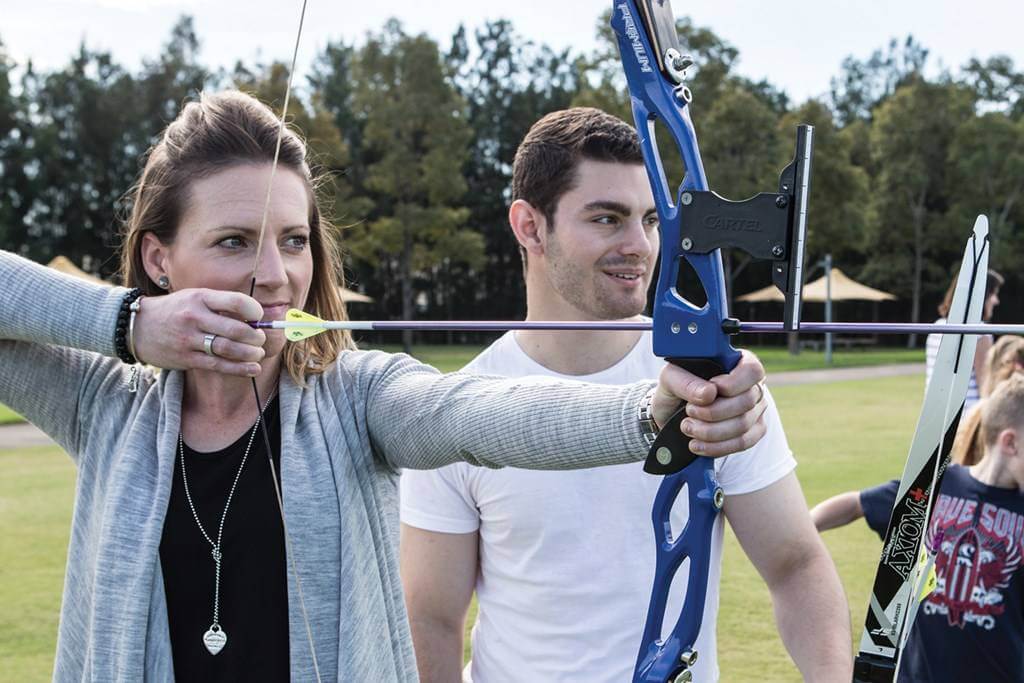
[246,2,323,680]
[853,217,991,683]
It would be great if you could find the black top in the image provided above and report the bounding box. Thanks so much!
[861,465,1024,682]
[160,396,289,682]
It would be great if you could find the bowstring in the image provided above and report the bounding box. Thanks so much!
[248,2,322,680]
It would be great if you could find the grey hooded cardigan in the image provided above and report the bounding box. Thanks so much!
[0,251,653,682]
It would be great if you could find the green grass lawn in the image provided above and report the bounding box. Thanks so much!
[0,345,921,428]
[0,373,924,681]
[0,404,23,425]
[0,446,76,681]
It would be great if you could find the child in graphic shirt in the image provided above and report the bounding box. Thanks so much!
[811,372,1024,682]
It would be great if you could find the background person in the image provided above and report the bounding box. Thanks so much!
[812,374,1024,682]
[400,108,852,683]
[925,269,1003,410]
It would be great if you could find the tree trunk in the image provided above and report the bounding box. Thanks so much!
[908,193,926,349]
[401,228,414,355]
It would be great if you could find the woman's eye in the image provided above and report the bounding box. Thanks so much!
[286,234,309,249]
[219,236,247,249]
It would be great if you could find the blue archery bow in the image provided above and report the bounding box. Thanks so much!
[611,2,813,681]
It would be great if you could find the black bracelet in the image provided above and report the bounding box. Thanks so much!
[115,288,143,364]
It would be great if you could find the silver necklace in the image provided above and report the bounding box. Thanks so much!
[179,395,273,656]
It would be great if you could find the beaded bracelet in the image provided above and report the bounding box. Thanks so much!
[115,288,143,364]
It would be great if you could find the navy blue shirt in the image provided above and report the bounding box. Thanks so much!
[861,465,1024,682]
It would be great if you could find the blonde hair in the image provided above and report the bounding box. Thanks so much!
[118,91,355,383]
[952,336,1024,465]
[981,374,1024,449]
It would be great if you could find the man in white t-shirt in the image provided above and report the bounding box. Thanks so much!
[400,108,851,682]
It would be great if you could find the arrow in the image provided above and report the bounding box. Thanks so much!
[252,309,1024,341]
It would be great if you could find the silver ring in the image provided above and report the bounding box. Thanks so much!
[755,380,766,404]
[203,334,218,357]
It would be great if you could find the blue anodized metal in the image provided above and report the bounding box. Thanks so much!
[611,2,741,682]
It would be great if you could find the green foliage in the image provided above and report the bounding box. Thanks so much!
[945,112,1024,274]
[5,18,210,277]
[864,80,975,326]
[450,19,579,320]
[961,55,1024,116]
[2,12,1024,330]
[830,36,930,125]
[781,101,869,267]
[340,21,481,349]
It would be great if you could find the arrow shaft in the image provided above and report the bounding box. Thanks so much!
[252,319,1024,335]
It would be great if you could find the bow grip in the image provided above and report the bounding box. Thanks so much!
[644,358,728,475]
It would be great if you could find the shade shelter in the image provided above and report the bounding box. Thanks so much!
[737,263,897,363]
[737,267,895,303]
[47,256,108,286]
[339,287,373,304]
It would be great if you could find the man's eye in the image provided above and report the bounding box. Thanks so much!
[594,215,618,226]
[644,215,660,229]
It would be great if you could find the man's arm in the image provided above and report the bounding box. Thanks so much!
[726,473,852,681]
[809,491,864,532]
[400,524,478,683]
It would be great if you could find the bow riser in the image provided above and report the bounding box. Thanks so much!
[612,3,736,682]
[613,2,819,681]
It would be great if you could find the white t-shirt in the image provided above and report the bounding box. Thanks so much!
[925,319,981,410]
[400,331,795,683]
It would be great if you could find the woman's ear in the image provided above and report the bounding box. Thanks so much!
[140,232,170,289]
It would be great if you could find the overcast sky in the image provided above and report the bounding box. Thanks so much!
[3,0,1023,104]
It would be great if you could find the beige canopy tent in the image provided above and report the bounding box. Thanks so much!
[736,267,896,303]
[339,287,373,304]
[47,256,108,286]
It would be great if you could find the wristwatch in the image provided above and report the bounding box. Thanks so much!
[637,387,660,448]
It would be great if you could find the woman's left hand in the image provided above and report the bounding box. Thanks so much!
[650,350,768,457]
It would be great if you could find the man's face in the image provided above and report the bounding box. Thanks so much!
[540,159,659,320]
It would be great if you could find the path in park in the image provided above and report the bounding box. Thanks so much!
[0,363,926,449]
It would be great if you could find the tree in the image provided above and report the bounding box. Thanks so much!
[21,44,140,272]
[961,55,1024,117]
[864,79,975,344]
[780,100,868,269]
[346,21,483,351]
[4,19,214,276]
[699,84,785,300]
[946,112,1024,274]
[0,38,33,255]
[446,20,579,320]
[830,36,930,125]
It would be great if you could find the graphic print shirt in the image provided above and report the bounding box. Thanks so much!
[860,465,1024,682]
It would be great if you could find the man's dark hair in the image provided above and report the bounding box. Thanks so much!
[512,107,643,227]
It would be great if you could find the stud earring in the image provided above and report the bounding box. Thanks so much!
[157,276,170,289]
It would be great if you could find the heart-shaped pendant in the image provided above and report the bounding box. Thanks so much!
[203,626,227,655]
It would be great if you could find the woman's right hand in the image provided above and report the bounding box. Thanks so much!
[131,289,267,377]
